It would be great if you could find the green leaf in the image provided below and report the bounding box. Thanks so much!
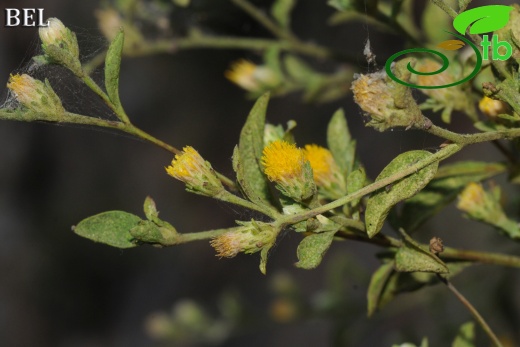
[105,29,124,111]
[74,211,141,248]
[365,151,438,238]
[373,261,470,314]
[453,5,513,35]
[271,0,296,29]
[327,108,356,177]
[452,322,475,347]
[235,93,275,209]
[395,231,448,274]
[367,261,394,317]
[259,243,274,275]
[394,161,506,232]
[295,230,337,269]
[422,0,456,43]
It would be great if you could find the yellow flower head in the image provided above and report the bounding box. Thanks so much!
[261,140,315,200]
[210,222,278,258]
[479,96,509,117]
[225,59,277,92]
[262,140,305,181]
[7,74,65,116]
[457,182,486,213]
[165,146,224,196]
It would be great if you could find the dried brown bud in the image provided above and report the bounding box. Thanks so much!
[429,237,444,255]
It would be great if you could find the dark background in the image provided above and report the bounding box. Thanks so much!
[0,0,519,346]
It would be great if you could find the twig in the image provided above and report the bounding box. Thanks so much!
[437,275,504,347]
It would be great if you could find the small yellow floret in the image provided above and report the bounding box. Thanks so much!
[457,182,485,212]
[7,74,36,106]
[303,144,336,186]
[210,232,244,258]
[225,59,259,91]
[165,146,224,196]
[479,96,509,117]
[165,146,205,181]
[262,140,306,183]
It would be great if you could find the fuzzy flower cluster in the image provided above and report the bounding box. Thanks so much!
[210,221,278,258]
[261,140,315,201]
[165,146,224,197]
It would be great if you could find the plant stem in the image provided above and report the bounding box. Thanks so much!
[437,275,504,347]
[175,226,241,244]
[372,9,421,46]
[424,121,520,145]
[441,247,520,268]
[124,124,181,155]
[430,0,458,19]
[80,74,131,124]
[176,36,336,60]
[278,143,462,226]
[230,0,297,42]
[216,191,280,219]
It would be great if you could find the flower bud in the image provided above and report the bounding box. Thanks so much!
[225,59,279,92]
[39,18,81,74]
[351,62,424,131]
[261,140,316,201]
[210,221,279,258]
[165,146,224,197]
[457,182,519,236]
[478,96,510,117]
[7,74,65,118]
[413,59,477,122]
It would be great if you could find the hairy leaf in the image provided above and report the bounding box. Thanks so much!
[327,108,357,176]
[395,242,448,274]
[295,230,337,269]
[74,211,140,248]
[393,161,506,232]
[105,29,124,111]
[235,93,275,209]
[365,151,438,238]
[367,261,394,317]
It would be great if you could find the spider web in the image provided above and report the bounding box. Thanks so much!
[1,23,122,128]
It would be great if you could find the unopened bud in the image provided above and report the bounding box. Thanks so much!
[7,74,65,119]
[351,62,424,132]
[39,18,81,74]
[210,221,279,258]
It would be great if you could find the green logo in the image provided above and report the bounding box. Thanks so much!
[385,5,513,89]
